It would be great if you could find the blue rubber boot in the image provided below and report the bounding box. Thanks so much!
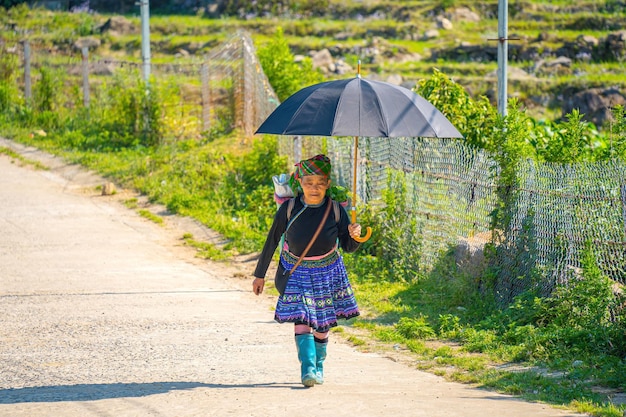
[295,334,317,387]
[314,340,328,385]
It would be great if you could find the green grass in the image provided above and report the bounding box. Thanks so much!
[0,146,48,170]
[124,198,139,209]
[346,275,626,417]
[137,209,164,225]
[181,233,233,261]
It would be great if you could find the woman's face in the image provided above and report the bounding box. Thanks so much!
[298,174,330,205]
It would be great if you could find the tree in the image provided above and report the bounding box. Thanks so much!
[415,68,498,150]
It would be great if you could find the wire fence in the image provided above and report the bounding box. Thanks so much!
[279,135,626,304]
[495,158,626,303]
[4,31,277,140]
[4,29,626,305]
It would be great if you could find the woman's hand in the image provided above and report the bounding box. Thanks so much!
[348,223,362,240]
[252,277,265,295]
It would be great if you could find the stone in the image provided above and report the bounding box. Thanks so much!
[102,182,116,196]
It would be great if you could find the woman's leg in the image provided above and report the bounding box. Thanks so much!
[295,324,312,335]
[312,330,329,384]
[294,324,317,387]
[313,330,328,339]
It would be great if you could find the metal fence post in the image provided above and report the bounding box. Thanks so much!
[23,40,31,103]
[242,34,253,138]
[497,0,508,117]
[201,63,210,133]
[81,46,90,108]
[140,0,151,84]
[620,184,626,233]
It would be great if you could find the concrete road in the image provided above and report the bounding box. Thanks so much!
[0,138,585,417]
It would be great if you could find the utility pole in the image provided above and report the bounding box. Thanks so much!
[139,0,151,83]
[496,0,508,117]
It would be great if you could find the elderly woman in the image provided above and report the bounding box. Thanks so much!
[252,154,362,387]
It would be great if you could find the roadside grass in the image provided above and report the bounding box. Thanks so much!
[181,232,233,261]
[0,146,48,170]
[137,209,164,225]
[124,198,139,209]
[346,275,626,417]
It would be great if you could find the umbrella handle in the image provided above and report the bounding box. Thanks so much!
[350,209,372,243]
[353,226,372,243]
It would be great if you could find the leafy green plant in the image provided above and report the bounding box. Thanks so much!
[540,243,622,356]
[540,110,600,162]
[33,67,60,113]
[0,80,18,115]
[374,170,422,281]
[395,316,436,339]
[87,75,164,149]
[416,68,498,150]
[221,136,288,229]
[257,27,324,101]
[438,313,462,338]
[328,184,348,202]
[604,105,626,159]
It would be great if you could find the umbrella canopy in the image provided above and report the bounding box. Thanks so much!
[255,77,463,139]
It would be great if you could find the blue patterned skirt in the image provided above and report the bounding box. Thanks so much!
[275,248,360,332]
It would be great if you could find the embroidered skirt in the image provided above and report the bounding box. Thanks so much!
[275,249,360,332]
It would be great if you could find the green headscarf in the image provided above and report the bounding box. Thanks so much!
[289,154,331,193]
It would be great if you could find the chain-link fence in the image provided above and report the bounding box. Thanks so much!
[495,158,626,303]
[280,136,497,259]
[279,135,626,304]
[3,31,277,140]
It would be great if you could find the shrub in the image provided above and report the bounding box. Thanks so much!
[540,243,620,355]
[257,27,324,101]
[90,75,163,149]
[365,170,422,281]
[396,316,436,340]
[220,136,289,231]
[415,68,498,150]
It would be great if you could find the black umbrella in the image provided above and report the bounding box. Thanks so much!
[256,74,463,242]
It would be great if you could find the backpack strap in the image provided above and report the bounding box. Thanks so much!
[285,197,305,235]
[332,200,340,223]
[287,197,295,221]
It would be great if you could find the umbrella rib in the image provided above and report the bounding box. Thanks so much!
[332,80,354,137]
[369,81,389,136]
[357,78,361,137]
[284,83,330,135]
[286,102,313,135]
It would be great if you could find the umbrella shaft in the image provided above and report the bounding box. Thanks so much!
[352,136,359,224]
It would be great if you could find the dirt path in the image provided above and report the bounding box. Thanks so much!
[0,138,585,417]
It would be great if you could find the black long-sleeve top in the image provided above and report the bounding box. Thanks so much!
[254,196,360,287]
